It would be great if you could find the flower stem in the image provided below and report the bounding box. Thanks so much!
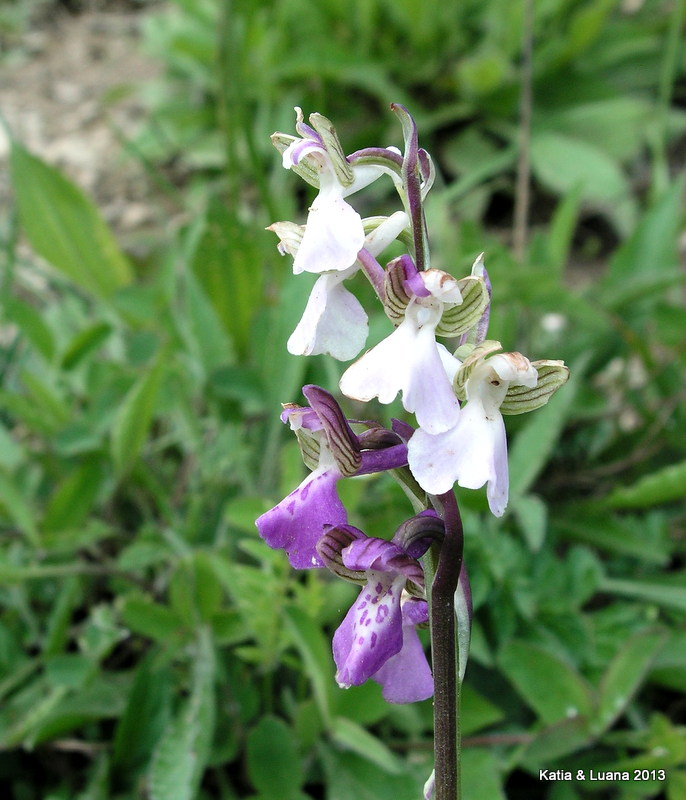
[430,491,464,800]
[356,247,387,302]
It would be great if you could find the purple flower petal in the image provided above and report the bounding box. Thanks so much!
[333,573,405,687]
[372,597,433,703]
[256,464,346,568]
[342,537,424,589]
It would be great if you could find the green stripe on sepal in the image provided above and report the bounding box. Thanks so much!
[436,275,489,337]
[309,113,355,187]
[270,133,321,188]
[290,424,321,472]
[453,340,503,401]
[317,527,367,584]
[501,361,570,415]
[383,256,412,324]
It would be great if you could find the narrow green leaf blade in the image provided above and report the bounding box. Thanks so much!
[601,577,686,614]
[110,363,165,476]
[592,629,667,735]
[246,715,303,800]
[498,640,594,725]
[148,631,215,800]
[331,717,404,774]
[0,468,40,546]
[283,605,334,727]
[601,460,686,510]
[10,143,133,297]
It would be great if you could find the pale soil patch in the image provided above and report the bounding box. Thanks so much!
[1,5,162,234]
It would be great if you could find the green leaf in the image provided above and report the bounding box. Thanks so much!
[651,630,686,693]
[592,629,667,735]
[44,654,94,689]
[246,716,303,800]
[61,322,113,371]
[191,199,263,358]
[119,595,185,642]
[10,143,133,297]
[169,553,223,625]
[604,177,685,288]
[546,186,582,277]
[601,460,686,510]
[179,267,235,376]
[331,717,404,775]
[556,514,671,565]
[110,362,165,476]
[319,747,422,800]
[600,577,686,614]
[112,655,173,775]
[462,749,506,800]
[540,98,651,162]
[149,630,215,800]
[511,494,547,551]
[498,640,594,725]
[43,576,82,657]
[43,458,106,532]
[3,297,55,361]
[520,716,593,769]
[530,132,635,234]
[0,468,39,546]
[460,684,505,736]
[668,770,686,800]
[283,605,334,727]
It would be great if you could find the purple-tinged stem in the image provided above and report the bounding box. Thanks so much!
[390,103,429,272]
[430,491,464,800]
[356,247,387,302]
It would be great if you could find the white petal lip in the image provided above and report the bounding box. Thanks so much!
[407,400,509,513]
[339,320,415,404]
[287,271,368,360]
[407,352,539,515]
[339,317,460,434]
[292,178,365,274]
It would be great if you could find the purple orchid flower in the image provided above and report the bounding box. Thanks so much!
[256,386,409,569]
[317,513,444,703]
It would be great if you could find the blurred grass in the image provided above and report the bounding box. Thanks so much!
[0,0,685,798]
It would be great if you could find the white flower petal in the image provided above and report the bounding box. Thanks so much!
[489,352,538,387]
[408,399,509,514]
[287,272,368,360]
[364,211,409,256]
[437,343,462,384]
[340,318,460,434]
[339,320,415,404]
[293,175,365,274]
[401,324,460,434]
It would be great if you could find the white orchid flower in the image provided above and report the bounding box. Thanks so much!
[407,352,538,515]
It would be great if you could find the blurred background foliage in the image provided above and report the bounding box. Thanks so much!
[1,0,685,798]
